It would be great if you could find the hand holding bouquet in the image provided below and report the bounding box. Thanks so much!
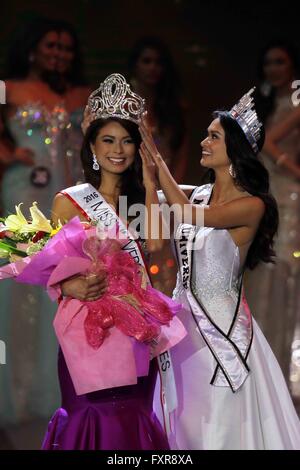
[0,203,186,394]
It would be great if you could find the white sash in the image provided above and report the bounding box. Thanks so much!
[174,184,253,392]
[61,183,177,433]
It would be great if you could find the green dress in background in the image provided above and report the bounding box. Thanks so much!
[0,102,84,424]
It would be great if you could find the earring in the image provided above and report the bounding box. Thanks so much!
[92,154,100,171]
[229,163,236,179]
[260,81,272,97]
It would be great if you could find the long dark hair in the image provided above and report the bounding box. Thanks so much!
[52,19,87,88]
[81,117,145,210]
[128,36,186,152]
[0,107,14,153]
[205,111,279,270]
[5,17,86,93]
[254,39,300,123]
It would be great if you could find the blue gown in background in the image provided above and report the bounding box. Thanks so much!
[0,102,84,424]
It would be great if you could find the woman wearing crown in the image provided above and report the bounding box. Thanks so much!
[139,89,300,449]
[40,74,183,450]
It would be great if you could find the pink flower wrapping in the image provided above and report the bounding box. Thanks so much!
[0,216,186,394]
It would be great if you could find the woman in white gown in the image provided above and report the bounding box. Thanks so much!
[139,89,300,449]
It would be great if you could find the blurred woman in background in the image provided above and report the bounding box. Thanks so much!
[128,36,189,296]
[0,17,90,427]
[246,40,300,385]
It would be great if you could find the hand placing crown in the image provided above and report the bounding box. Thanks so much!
[229,87,263,154]
[87,73,146,125]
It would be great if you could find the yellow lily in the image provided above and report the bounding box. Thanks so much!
[4,203,28,232]
[20,202,52,234]
[50,220,63,237]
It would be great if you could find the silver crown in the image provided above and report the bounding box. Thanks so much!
[229,87,262,154]
[87,73,145,124]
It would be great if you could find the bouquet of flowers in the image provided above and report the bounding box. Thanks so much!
[0,203,186,395]
[0,202,60,259]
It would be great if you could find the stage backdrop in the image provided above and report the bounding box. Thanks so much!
[0,0,299,183]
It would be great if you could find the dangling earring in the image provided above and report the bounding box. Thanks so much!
[92,154,100,171]
[260,80,272,97]
[229,163,236,179]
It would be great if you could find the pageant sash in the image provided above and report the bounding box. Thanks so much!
[61,183,177,434]
[61,184,145,267]
[174,184,253,392]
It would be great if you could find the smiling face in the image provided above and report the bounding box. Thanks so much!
[200,118,230,171]
[57,31,75,75]
[263,47,294,89]
[33,31,60,73]
[90,121,136,175]
[134,47,164,86]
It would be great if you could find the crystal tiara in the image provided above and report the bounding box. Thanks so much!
[87,73,145,125]
[229,87,263,154]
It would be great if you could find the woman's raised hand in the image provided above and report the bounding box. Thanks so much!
[139,115,164,169]
[139,140,158,188]
[81,106,94,135]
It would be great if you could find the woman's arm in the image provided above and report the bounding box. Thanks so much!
[0,103,34,165]
[140,143,166,252]
[139,120,265,230]
[157,159,264,228]
[0,139,13,164]
[157,185,196,204]
[267,106,300,142]
[51,193,107,300]
[263,106,300,180]
[140,136,198,251]
[51,192,78,226]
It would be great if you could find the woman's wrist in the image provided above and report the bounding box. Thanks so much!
[144,180,158,192]
[60,280,67,297]
[276,152,300,180]
[276,153,288,166]
[157,157,170,176]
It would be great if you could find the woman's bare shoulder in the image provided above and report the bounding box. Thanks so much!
[51,192,81,224]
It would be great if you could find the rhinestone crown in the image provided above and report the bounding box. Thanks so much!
[88,73,145,125]
[229,87,263,153]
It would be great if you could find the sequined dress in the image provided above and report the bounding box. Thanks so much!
[245,95,300,388]
[155,184,300,450]
[0,103,84,424]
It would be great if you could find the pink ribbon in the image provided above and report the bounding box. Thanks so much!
[82,237,174,349]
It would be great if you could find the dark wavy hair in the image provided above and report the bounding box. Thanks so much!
[5,17,86,93]
[254,39,300,123]
[128,36,186,152]
[52,19,87,87]
[80,117,145,210]
[204,111,279,270]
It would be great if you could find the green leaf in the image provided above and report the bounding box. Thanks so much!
[0,241,27,257]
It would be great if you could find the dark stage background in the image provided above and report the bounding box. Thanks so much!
[1,0,299,184]
[0,0,300,450]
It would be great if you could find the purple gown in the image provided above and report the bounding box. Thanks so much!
[42,348,169,450]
